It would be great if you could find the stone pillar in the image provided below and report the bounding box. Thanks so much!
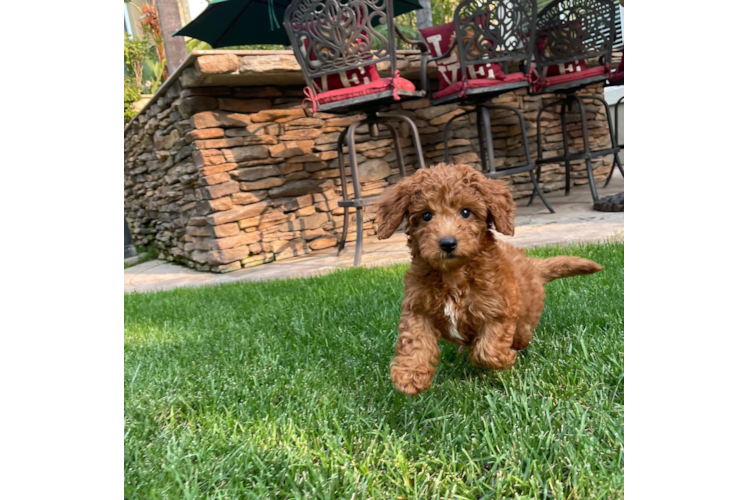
[125,219,137,259]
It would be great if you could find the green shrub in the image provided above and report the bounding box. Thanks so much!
[124,32,149,91]
[124,76,140,125]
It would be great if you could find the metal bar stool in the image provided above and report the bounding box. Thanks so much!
[605,93,626,187]
[419,0,554,213]
[529,0,621,204]
[604,49,624,187]
[284,0,428,266]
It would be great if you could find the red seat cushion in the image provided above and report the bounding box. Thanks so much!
[317,77,417,105]
[311,63,380,93]
[545,59,588,77]
[542,65,607,88]
[433,72,527,100]
[420,22,506,92]
[609,52,624,84]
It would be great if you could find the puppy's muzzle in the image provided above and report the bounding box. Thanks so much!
[439,236,458,254]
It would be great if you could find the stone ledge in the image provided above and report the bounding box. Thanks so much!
[126,50,431,132]
[182,50,428,88]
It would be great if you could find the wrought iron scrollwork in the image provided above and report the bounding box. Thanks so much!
[535,0,616,68]
[284,0,394,80]
[454,0,536,69]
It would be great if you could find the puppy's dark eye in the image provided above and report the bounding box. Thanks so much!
[421,212,433,222]
[460,208,471,219]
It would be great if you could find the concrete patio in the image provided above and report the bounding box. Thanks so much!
[125,173,623,294]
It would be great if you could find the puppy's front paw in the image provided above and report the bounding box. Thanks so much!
[390,360,433,396]
[469,345,517,370]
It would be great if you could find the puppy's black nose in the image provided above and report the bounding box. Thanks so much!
[439,236,458,253]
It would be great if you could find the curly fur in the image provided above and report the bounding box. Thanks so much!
[377,164,603,395]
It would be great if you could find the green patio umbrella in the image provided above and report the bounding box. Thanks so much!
[174,0,423,48]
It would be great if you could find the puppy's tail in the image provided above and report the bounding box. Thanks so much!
[534,256,603,284]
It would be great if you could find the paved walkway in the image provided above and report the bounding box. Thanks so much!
[125,174,623,293]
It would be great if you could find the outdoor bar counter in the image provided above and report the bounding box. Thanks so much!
[124,50,613,272]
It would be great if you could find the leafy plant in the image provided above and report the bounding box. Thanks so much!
[143,57,168,93]
[398,0,462,28]
[228,44,286,50]
[126,1,168,81]
[372,24,422,50]
[186,37,212,52]
[186,39,286,52]
[430,0,461,26]
[124,76,141,125]
[124,32,149,91]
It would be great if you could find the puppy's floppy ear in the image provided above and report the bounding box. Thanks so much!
[475,177,516,236]
[376,176,413,239]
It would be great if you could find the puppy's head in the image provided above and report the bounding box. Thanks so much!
[376,163,515,270]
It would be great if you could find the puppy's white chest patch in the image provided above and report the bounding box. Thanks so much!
[443,299,464,341]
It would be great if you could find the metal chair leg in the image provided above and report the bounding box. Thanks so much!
[336,126,351,255]
[346,121,365,265]
[529,170,554,214]
[529,98,563,207]
[561,98,572,196]
[381,122,406,178]
[534,112,543,203]
[572,95,599,202]
[440,110,475,166]
[585,158,598,201]
[354,208,364,267]
[338,206,350,256]
[616,97,626,177]
[616,98,624,144]
[485,103,555,214]
[505,106,531,166]
[616,153,624,177]
[337,121,362,257]
[605,153,623,187]
[588,95,619,149]
[495,106,556,214]
[479,106,497,174]
[532,162,543,205]
[604,165,614,187]
[443,113,452,164]
[476,109,488,172]
[378,113,426,170]
[587,94,623,187]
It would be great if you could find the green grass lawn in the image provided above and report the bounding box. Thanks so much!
[125,241,623,499]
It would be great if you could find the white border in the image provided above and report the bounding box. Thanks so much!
[621,7,748,46]
[605,85,748,104]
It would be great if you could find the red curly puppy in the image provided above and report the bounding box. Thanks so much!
[377,163,603,395]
